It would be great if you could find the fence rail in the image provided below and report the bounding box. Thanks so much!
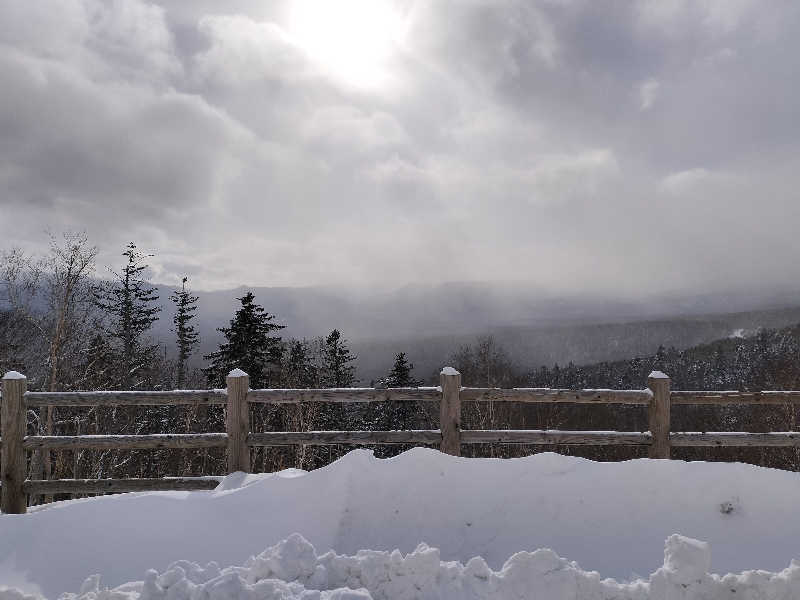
[2,368,800,513]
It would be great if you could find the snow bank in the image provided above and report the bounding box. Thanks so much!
[1,449,799,597]
[7,533,799,600]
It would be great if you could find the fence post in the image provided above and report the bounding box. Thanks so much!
[2,371,27,513]
[226,369,250,473]
[440,367,462,456]
[647,371,671,459]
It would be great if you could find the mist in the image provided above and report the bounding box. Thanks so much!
[146,280,800,383]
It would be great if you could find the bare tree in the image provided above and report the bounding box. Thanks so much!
[0,231,98,488]
[1,231,98,389]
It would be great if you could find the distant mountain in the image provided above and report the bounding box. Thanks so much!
[146,281,800,383]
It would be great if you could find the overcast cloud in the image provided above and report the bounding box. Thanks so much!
[1,0,799,297]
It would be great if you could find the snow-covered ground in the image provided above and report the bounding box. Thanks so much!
[1,448,799,599]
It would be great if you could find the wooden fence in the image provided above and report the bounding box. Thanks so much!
[3,368,800,513]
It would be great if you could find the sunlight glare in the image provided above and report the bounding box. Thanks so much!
[287,0,405,87]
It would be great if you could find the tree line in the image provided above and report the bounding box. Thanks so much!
[3,232,800,484]
[0,233,424,488]
[0,234,420,393]
[444,326,800,470]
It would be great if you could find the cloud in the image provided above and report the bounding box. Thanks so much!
[1,0,800,298]
[193,15,307,88]
[638,78,660,111]
[659,168,714,194]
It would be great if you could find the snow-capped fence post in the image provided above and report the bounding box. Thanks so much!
[2,371,28,513]
[647,371,671,459]
[226,369,251,473]
[440,367,462,456]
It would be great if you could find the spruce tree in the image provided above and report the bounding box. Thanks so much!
[385,352,420,387]
[170,277,200,388]
[321,329,357,387]
[93,242,161,389]
[374,352,420,436]
[203,291,284,388]
[309,329,358,437]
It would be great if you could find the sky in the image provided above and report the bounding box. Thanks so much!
[1,0,800,296]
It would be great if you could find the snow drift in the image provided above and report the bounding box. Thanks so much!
[26,532,800,600]
[0,448,799,598]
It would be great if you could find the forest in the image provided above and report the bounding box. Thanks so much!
[3,233,800,495]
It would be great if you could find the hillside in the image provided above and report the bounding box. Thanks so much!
[355,306,800,383]
[529,321,800,392]
[142,281,800,383]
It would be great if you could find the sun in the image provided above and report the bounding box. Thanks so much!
[286,0,406,88]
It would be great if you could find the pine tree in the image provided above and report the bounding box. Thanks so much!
[93,242,161,389]
[170,277,200,388]
[203,292,284,388]
[374,352,421,437]
[308,329,358,438]
[385,352,420,387]
[321,329,357,387]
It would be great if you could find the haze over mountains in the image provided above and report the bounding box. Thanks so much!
[149,281,800,383]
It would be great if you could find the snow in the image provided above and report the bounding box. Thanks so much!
[1,371,26,380]
[227,368,248,378]
[20,533,800,600]
[648,371,669,379]
[1,449,800,599]
[440,366,460,376]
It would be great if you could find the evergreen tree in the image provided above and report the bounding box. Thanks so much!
[374,352,421,437]
[282,339,318,388]
[170,277,200,388]
[93,243,161,389]
[385,352,420,387]
[203,292,284,388]
[321,329,357,387]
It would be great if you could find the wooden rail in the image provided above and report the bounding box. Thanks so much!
[24,477,222,494]
[23,433,228,450]
[3,368,800,513]
[248,430,442,446]
[247,387,440,404]
[23,390,227,407]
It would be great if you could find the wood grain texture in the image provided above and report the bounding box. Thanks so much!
[671,432,800,447]
[246,387,440,404]
[461,430,652,445]
[1,374,27,513]
[440,370,462,456]
[247,430,441,446]
[459,388,651,404]
[24,390,227,407]
[23,433,227,450]
[648,375,671,459]
[24,477,222,494]
[670,391,800,405]
[226,372,250,473]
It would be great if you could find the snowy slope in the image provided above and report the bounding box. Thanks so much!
[1,448,799,598]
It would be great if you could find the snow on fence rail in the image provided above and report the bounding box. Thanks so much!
[2,368,800,513]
